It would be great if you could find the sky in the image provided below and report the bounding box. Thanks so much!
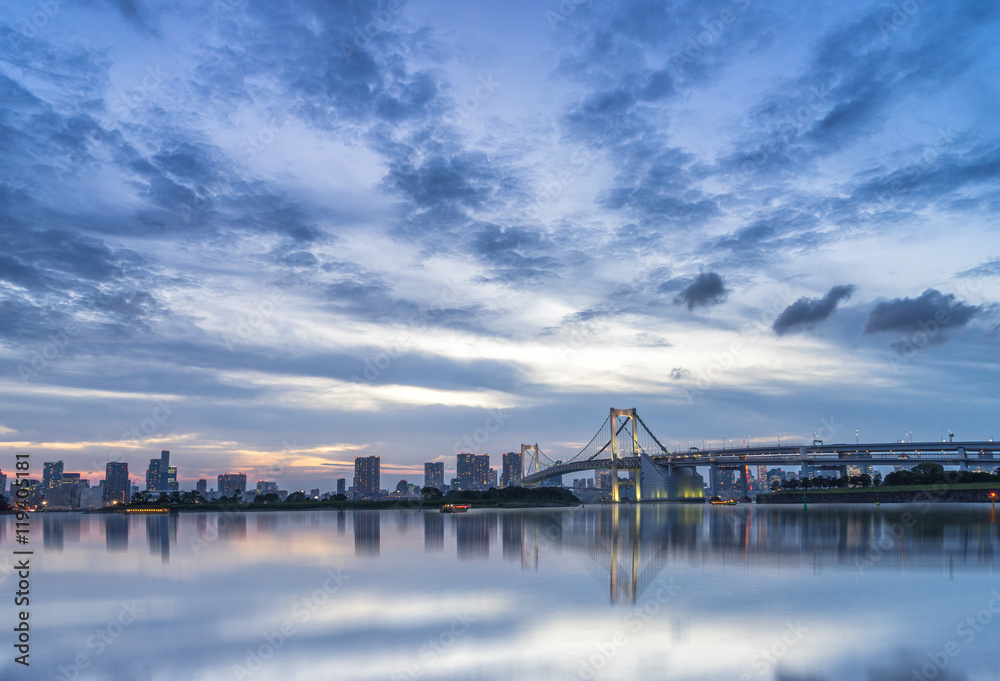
[0,0,998,492]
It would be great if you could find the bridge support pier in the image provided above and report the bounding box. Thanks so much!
[959,447,968,472]
[709,465,719,496]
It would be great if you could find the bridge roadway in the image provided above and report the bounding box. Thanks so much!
[521,440,1000,486]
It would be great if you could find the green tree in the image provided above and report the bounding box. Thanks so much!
[130,492,145,505]
[285,491,307,503]
[421,486,443,500]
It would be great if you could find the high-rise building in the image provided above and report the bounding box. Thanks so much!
[145,459,161,491]
[103,462,129,504]
[354,456,380,498]
[43,461,64,494]
[257,481,278,494]
[167,466,178,491]
[0,469,6,496]
[218,473,247,497]
[595,469,612,489]
[501,452,522,487]
[424,462,444,490]
[336,478,346,496]
[59,473,81,508]
[196,479,207,494]
[457,453,490,491]
[158,451,170,490]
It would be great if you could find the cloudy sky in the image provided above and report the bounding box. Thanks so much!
[1,0,998,492]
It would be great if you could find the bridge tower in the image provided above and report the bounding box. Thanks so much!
[609,408,642,503]
[521,444,540,476]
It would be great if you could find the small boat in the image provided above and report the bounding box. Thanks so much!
[440,503,470,513]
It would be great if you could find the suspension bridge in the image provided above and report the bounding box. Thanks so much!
[519,407,1000,501]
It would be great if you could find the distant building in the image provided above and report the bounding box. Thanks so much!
[395,480,410,494]
[310,488,320,499]
[167,466,178,491]
[257,481,278,494]
[59,473,81,508]
[595,470,612,489]
[145,459,161,491]
[218,473,247,497]
[196,479,207,494]
[0,469,6,496]
[424,462,444,490]
[457,453,490,491]
[103,462,129,504]
[336,478,346,496]
[158,451,170,491]
[42,461,63,495]
[354,456,380,498]
[501,452,522,488]
[488,468,498,489]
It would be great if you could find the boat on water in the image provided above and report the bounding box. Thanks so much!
[440,503,471,513]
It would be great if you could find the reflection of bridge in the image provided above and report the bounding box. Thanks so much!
[520,408,1000,501]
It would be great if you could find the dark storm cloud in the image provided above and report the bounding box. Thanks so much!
[672,272,727,310]
[772,285,855,336]
[863,289,983,341]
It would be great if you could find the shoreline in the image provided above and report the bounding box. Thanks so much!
[758,484,1000,504]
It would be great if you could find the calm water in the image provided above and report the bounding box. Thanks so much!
[3,504,1000,681]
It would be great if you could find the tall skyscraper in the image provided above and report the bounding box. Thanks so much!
[145,458,161,491]
[501,452,522,487]
[457,453,490,491]
[43,461,64,493]
[424,462,444,490]
[354,456,380,498]
[196,479,207,494]
[167,466,178,491]
[158,451,170,490]
[336,478,346,496]
[218,473,247,497]
[595,469,612,489]
[0,469,6,496]
[103,462,129,504]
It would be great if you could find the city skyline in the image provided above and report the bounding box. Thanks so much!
[1,0,998,493]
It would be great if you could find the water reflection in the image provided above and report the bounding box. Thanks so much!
[7,505,999,681]
[354,510,380,557]
[424,512,443,552]
[104,513,128,551]
[146,514,177,564]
